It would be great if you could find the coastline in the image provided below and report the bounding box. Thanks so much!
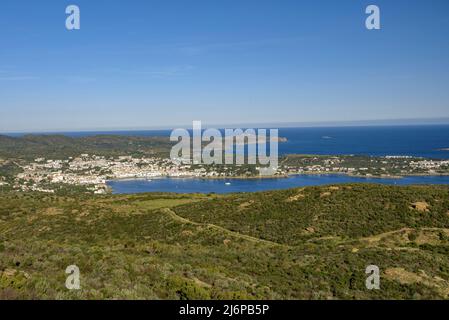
[106,171,449,184]
[106,173,288,183]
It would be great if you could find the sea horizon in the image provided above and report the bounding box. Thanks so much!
[3,124,449,160]
[2,117,449,136]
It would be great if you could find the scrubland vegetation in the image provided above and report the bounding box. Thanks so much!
[1,184,449,299]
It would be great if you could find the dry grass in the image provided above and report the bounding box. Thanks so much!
[238,200,255,209]
[409,201,430,212]
[385,268,449,297]
[285,188,305,202]
[42,207,64,216]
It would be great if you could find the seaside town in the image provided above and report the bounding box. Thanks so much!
[6,154,284,194]
[0,153,448,194]
[282,155,449,177]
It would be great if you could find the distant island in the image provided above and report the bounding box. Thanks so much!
[228,134,287,145]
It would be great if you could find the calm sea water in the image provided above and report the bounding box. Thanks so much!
[107,175,449,194]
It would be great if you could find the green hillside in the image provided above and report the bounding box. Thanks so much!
[1,184,449,299]
[0,134,172,160]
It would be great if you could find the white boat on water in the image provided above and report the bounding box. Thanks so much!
[225,182,231,186]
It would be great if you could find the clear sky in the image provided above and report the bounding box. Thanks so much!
[1,0,449,132]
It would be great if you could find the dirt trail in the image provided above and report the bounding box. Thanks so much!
[162,208,286,247]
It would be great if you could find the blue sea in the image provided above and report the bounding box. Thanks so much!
[108,175,449,195]
[8,125,449,193]
[11,124,449,158]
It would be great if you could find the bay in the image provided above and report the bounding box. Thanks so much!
[107,174,449,194]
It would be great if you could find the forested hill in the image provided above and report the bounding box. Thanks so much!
[0,134,172,160]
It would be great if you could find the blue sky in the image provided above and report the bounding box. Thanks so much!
[0,0,449,132]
